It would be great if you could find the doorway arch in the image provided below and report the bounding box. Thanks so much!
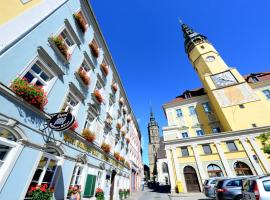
[234,161,253,176]
[183,166,200,192]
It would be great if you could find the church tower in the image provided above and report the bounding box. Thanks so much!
[181,23,270,131]
[148,109,160,181]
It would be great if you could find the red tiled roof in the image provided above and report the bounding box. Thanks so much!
[165,71,270,105]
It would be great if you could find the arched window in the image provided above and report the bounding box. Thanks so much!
[207,164,224,178]
[25,148,61,198]
[162,162,169,173]
[234,161,253,176]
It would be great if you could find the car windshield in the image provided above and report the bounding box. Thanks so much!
[210,180,217,184]
[216,180,224,189]
[263,180,270,191]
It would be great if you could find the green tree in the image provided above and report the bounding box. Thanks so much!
[257,131,270,155]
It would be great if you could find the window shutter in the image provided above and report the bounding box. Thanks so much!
[83,174,97,197]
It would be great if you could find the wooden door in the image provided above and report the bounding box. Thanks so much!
[184,166,200,192]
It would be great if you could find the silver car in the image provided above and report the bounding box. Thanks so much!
[242,175,270,200]
[203,177,224,198]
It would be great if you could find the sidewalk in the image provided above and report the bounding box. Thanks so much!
[126,189,145,200]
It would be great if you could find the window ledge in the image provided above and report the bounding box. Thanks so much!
[69,82,86,102]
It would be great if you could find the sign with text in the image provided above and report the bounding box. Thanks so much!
[48,112,75,131]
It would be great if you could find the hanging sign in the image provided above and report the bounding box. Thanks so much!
[48,112,75,131]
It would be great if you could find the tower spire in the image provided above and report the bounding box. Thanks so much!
[148,107,158,127]
[180,22,209,53]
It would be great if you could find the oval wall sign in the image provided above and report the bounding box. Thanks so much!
[48,112,75,131]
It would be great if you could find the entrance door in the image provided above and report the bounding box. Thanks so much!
[109,170,117,200]
[183,166,200,192]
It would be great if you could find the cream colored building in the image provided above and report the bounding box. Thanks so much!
[163,23,270,193]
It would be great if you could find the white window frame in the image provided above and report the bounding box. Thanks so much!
[61,90,81,116]
[176,109,183,118]
[69,163,87,189]
[0,136,23,190]
[196,129,204,136]
[56,26,77,55]
[19,56,57,93]
[188,106,196,116]
[181,132,189,138]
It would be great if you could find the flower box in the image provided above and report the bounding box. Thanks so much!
[52,36,70,60]
[121,131,126,137]
[78,67,90,86]
[101,142,111,153]
[100,63,109,76]
[94,89,103,103]
[116,123,122,131]
[112,83,118,92]
[89,40,99,58]
[10,78,48,110]
[82,129,96,143]
[73,12,87,33]
[120,156,125,163]
[27,184,54,200]
[70,120,78,131]
[123,107,127,115]
[114,152,120,161]
[95,188,104,200]
[119,98,124,106]
[126,137,130,144]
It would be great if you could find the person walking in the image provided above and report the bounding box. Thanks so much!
[141,179,145,191]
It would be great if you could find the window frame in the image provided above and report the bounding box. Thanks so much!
[196,129,204,136]
[263,89,270,100]
[181,147,189,157]
[226,141,238,152]
[188,106,196,116]
[181,132,189,139]
[202,102,211,113]
[202,144,212,155]
[212,127,221,133]
[176,109,183,118]
[61,90,81,116]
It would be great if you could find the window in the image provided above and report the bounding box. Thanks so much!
[251,76,259,82]
[226,180,242,187]
[234,162,253,176]
[162,162,168,173]
[188,106,196,115]
[25,150,60,199]
[80,60,92,73]
[60,29,75,48]
[239,104,245,108]
[181,147,189,157]
[263,180,270,191]
[202,144,212,154]
[22,59,54,90]
[226,141,238,152]
[176,109,183,117]
[207,164,224,178]
[212,127,221,133]
[182,132,189,139]
[61,92,80,114]
[69,164,84,189]
[263,89,270,99]
[202,102,211,113]
[196,130,204,136]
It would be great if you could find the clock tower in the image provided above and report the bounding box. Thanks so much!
[181,23,270,131]
[148,109,160,181]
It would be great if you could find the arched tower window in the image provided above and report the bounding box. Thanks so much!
[162,162,169,173]
[234,161,253,176]
[207,164,224,178]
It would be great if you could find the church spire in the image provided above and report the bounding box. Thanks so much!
[180,22,209,53]
[148,107,158,127]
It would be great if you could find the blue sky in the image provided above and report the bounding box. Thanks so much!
[90,0,270,165]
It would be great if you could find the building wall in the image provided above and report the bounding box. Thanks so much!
[0,0,142,199]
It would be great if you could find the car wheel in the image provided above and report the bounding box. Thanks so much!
[234,196,243,200]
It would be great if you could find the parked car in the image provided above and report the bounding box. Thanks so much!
[204,177,225,198]
[215,177,247,200]
[242,175,270,200]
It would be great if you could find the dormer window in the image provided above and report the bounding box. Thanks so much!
[184,92,191,99]
[251,76,259,82]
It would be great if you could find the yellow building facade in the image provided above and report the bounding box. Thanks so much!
[162,23,270,193]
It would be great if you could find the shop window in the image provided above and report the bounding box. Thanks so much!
[207,164,224,178]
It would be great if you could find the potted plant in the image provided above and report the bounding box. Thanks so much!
[27,184,54,200]
[73,12,87,32]
[100,63,109,76]
[101,142,111,153]
[124,189,128,198]
[116,123,122,131]
[95,188,104,200]
[121,131,126,137]
[94,89,103,103]
[114,152,120,161]
[89,40,99,58]
[112,83,118,92]
[70,120,78,131]
[10,78,48,110]
[119,98,124,106]
[78,67,90,86]
[52,36,70,60]
[126,137,130,144]
[120,156,125,163]
[123,107,127,115]
[82,129,96,143]
[119,189,124,200]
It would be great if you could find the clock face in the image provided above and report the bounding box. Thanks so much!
[205,56,215,62]
[211,71,238,88]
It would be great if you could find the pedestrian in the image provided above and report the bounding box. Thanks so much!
[141,179,145,191]
[70,185,81,200]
